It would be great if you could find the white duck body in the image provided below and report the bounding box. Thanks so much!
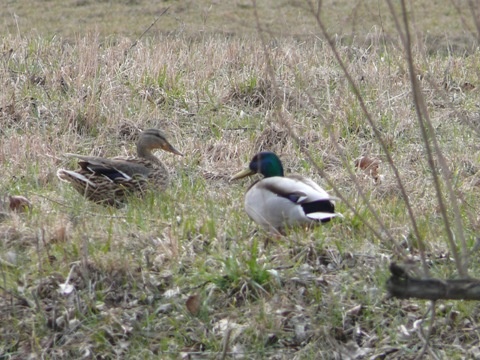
[231,151,340,233]
[244,174,338,232]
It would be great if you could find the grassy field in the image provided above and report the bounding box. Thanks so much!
[3,0,478,50]
[1,1,480,359]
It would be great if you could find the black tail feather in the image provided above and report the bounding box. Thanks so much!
[301,200,335,218]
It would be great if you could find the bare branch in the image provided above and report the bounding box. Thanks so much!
[387,263,479,300]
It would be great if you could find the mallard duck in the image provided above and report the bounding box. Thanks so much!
[231,151,340,233]
[57,128,182,206]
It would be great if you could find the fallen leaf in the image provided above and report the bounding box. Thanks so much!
[355,156,381,183]
[58,282,74,295]
[50,225,68,243]
[186,293,201,316]
[164,287,180,298]
[461,82,475,92]
[58,264,77,295]
[355,156,379,171]
[346,304,363,318]
[9,195,32,212]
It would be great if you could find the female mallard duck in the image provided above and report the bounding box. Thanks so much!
[57,128,182,206]
[231,151,340,233]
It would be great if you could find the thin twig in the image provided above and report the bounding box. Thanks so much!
[308,0,424,267]
[393,0,468,277]
[122,7,170,63]
[220,327,232,360]
[416,301,439,360]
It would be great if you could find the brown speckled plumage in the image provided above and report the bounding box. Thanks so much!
[57,129,182,206]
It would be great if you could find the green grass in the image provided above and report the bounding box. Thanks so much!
[1,1,480,358]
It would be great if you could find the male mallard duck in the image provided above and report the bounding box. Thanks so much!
[231,151,340,233]
[57,128,182,206]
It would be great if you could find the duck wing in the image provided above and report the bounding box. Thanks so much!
[65,154,152,181]
[261,176,337,221]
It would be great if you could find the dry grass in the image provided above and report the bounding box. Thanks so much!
[1,1,480,359]
[3,0,479,53]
